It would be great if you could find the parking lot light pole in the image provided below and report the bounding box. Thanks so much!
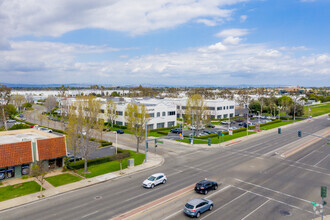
[113,131,117,154]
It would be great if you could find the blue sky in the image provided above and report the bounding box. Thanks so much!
[0,0,329,86]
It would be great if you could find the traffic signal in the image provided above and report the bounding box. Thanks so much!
[208,138,211,146]
[321,186,327,198]
[298,130,302,137]
[278,128,281,134]
[154,139,157,148]
[323,201,327,206]
[189,134,192,144]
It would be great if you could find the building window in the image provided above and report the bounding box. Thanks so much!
[116,111,123,116]
[157,123,165,129]
[230,113,233,117]
[177,106,180,109]
[210,115,215,119]
[217,115,222,119]
[149,113,154,118]
[21,164,30,175]
[6,167,15,178]
[230,106,234,109]
[217,107,222,110]
[168,111,175,116]
[224,114,228,118]
[208,107,215,110]
[182,106,186,109]
[168,121,175,127]
[223,106,225,110]
[163,112,166,116]
[0,169,5,180]
[116,121,123,125]
[226,106,228,109]
[147,124,154,130]
[157,112,160,117]
[125,123,128,126]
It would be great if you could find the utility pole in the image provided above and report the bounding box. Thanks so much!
[145,122,148,163]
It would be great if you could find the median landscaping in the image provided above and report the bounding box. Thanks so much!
[0,181,41,202]
[45,173,83,187]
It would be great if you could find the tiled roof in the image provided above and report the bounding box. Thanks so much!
[0,141,33,168]
[37,136,66,161]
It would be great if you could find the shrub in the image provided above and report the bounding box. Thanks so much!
[113,124,128,129]
[67,150,130,170]
[8,124,30,130]
[99,140,112,147]
[157,131,169,135]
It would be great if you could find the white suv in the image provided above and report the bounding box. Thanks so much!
[142,173,167,188]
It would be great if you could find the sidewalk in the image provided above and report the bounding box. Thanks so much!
[0,148,164,211]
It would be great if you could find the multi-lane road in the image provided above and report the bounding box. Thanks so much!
[0,115,329,220]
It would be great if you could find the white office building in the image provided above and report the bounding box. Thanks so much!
[100,98,177,129]
[165,98,235,120]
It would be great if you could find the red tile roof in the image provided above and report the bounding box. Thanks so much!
[37,136,66,161]
[0,141,33,168]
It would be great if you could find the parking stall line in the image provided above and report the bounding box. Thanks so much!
[241,199,269,220]
[200,192,249,220]
[313,155,330,167]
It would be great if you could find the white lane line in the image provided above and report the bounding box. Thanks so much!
[231,186,313,214]
[313,155,330,167]
[287,163,330,177]
[182,165,211,173]
[235,179,311,203]
[81,210,99,219]
[200,192,249,220]
[296,150,317,162]
[162,185,232,220]
[241,199,270,220]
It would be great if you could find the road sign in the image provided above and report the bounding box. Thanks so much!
[321,186,327,198]
[229,128,233,135]
[311,201,319,206]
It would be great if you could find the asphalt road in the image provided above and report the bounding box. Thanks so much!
[1,115,328,220]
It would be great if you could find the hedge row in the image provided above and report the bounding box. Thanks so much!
[157,131,169,135]
[99,140,113,147]
[249,119,282,130]
[67,150,130,170]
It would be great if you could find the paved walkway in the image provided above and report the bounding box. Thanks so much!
[0,149,164,211]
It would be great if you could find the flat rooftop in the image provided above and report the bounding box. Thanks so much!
[0,129,59,145]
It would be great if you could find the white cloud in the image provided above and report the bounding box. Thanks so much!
[215,28,249,37]
[196,19,218,26]
[1,40,329,86]
[223,36,241,45]
[240,15,247,22]
[0,0,247,38]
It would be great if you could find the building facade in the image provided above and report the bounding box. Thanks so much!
[0,129,67,181]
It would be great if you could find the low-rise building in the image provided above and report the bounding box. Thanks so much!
[0,129,67,181]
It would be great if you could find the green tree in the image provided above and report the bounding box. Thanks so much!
[31,161,48,198]
[278,95,293,115]
[288,104,304,117]
[5,104,18,118]
[125,103,149,153]
[66,105,81,164]
[248,100,261,114]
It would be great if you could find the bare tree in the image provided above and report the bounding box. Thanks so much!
[290,90,301,121]
[236,90,251,135]
[0,85,12,130]
[106,99,117,128]
[31,161,48,198]
[185,94,208,131]
[256,88,266,115]
[66,105,80,164]
[44,95,57,113]
[218,89,234,100]
[125,102,149,153]
[11,94,26,113]
[25,94,34,103]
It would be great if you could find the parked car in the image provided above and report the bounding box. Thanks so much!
[194,180,219,195]
[67,153,82,162]
[116,129,124,134]
[171,128,182,134]
[38,127,52,133]
[142,173,167,188]
[205,124,215,128]
[221,121,230,125]
[184,198,214,218]
[6,119,16,123]
[189,125,196,130]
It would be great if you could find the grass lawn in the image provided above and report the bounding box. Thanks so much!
[303,102,330,117]
[0,181,41,202]
[260,121,292,130]
[45,173,83,187]
[77,150,145,178]
[177,131,256,145]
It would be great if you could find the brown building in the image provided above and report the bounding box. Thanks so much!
[0,129,67,181]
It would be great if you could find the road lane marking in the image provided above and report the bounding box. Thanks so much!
[313,155,329,167]
[287,163,330,177]
[81,210,99,219]
[200,192,249,220]
[235,179,311,203]
[241,199,269,220]
[231,186,314,214]
[296,150,317,162]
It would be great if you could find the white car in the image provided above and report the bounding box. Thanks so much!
[142,173,167,188]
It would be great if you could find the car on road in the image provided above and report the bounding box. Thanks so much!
[184,198,214,218]
[67,153,82,162]
[170,128,182,134]
[205,124,215,128]
[116,129,124,134]
[194,180,219,195]
[142,173,167,188]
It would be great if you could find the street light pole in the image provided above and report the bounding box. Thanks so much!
[114,131,117,154]
[145,122,148,163]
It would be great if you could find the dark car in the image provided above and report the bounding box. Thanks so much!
[116,129,124,134]
[195,180,219,195]
[205,124,215,128]
[67,154,82,162]
[171,128,182,134]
